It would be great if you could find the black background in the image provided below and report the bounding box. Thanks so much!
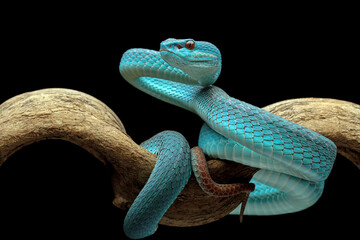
[0,4,358,239]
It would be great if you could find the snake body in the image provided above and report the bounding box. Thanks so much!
[124,131,192,239]
[119,38,337,238]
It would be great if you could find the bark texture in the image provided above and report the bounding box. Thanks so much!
[0,88,358,227]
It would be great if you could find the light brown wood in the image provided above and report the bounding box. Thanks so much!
[0,89,359,227]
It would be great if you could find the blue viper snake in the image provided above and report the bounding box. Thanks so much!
[119,38,337,239]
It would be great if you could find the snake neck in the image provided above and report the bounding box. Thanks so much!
[120,48,204,112]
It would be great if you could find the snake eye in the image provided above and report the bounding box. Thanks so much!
[185,40,195,50]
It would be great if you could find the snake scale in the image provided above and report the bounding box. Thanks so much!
[119,38,337,239]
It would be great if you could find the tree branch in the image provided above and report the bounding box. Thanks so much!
[0,89,359,227]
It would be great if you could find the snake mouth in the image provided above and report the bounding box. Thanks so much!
[160,48,215,65]
[159,48,186,65]
[159,48,174,55]
[159,48,182,58]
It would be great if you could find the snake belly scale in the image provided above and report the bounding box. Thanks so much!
[119,38,337,238]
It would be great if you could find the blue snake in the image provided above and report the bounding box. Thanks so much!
[119,38,337,239]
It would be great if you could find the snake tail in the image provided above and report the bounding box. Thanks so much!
[191,146,255,197]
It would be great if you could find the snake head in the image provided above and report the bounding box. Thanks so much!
[160,38,222,86]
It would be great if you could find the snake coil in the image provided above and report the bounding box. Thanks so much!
[119,38,337,238]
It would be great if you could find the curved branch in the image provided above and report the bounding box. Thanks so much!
[0,89,359,228]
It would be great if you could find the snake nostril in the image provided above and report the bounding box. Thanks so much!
[176,44,184,50]
[167,44,183,50]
